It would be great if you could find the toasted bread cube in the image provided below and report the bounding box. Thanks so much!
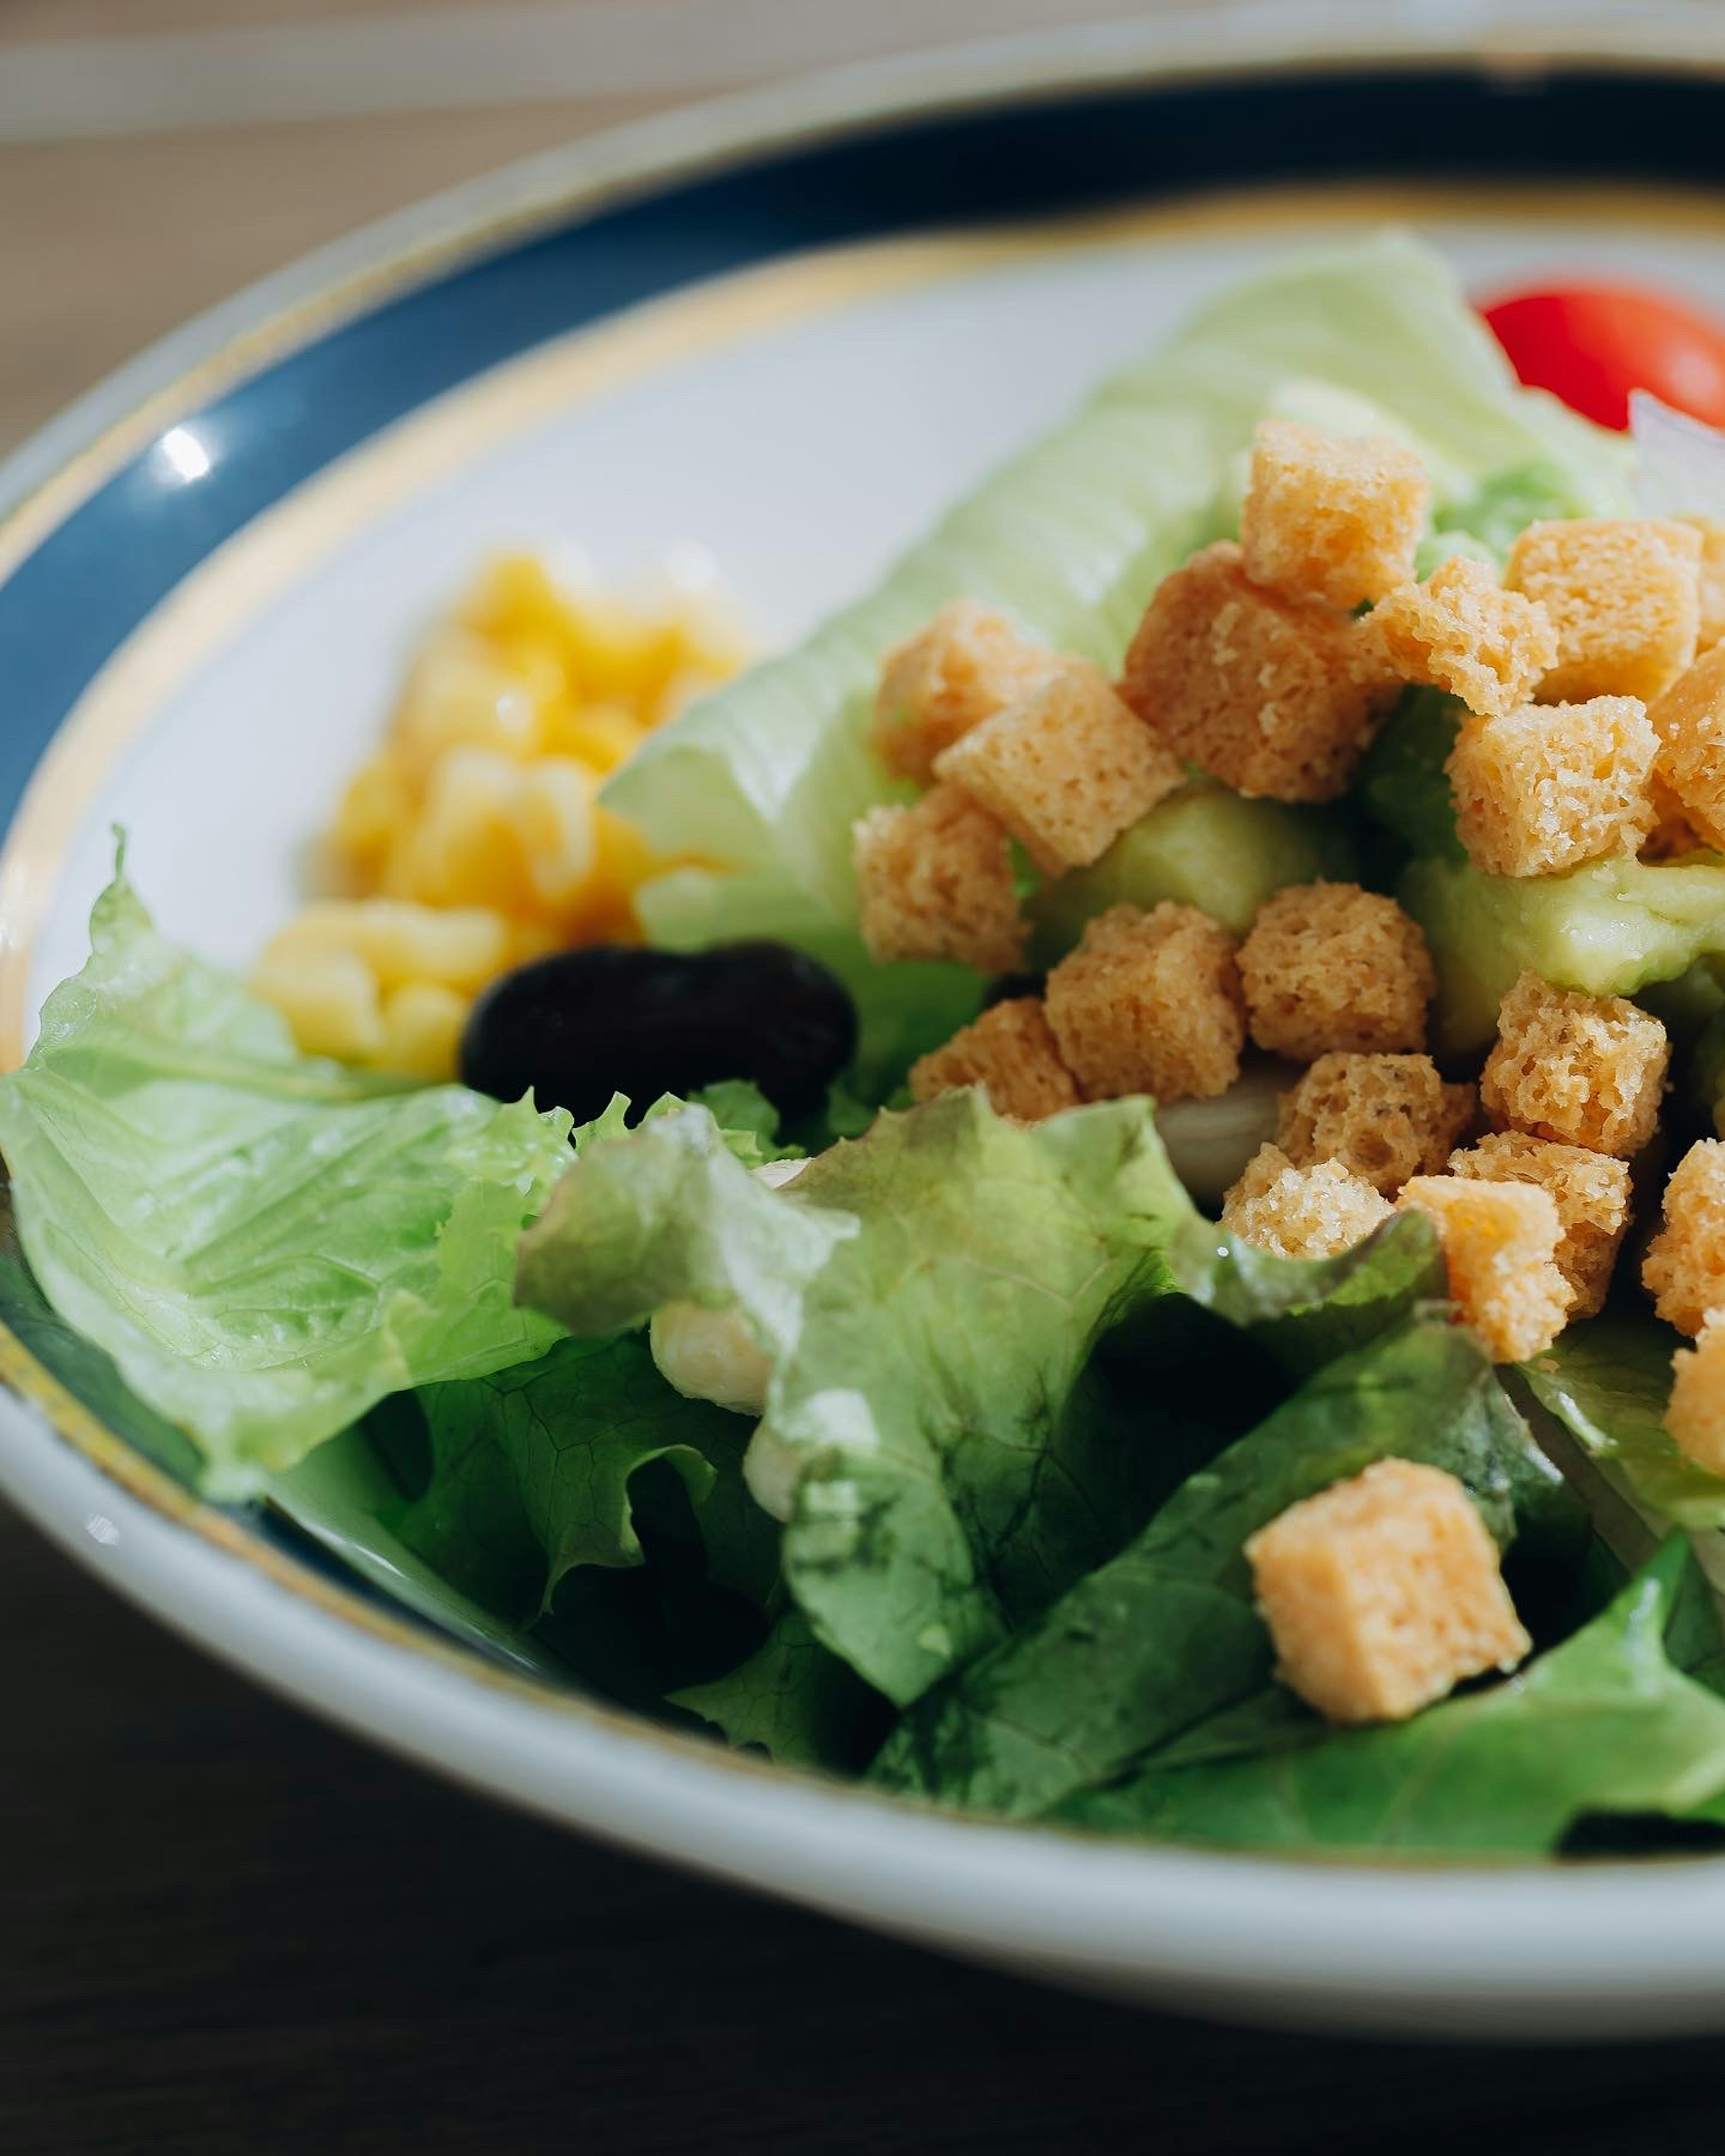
[1239,881,1434,1060]
[1277,1053,1475,1197]
[1480,971,1668,1159]
[1505,518,1701,703]
[873,601,1054,782]
[1445,694,1659,877]
[1221,1143,1393,1259]
[1447,1131,1631,1319]
[1239,420,1429,610]
[853,783,1025,973]
[1245,1458,1530,1725]
[1691,519,1725,653]
[1044,901,1245,1104]
[1396,1175,1569,1361]
[1648,644,1725,852]
[933,658,1184,875]
[1642,1139,1725,1338]
[1365,556,1559,718]
[1119,541,1393,802]
[1666,1312,1725,1474]
[908,998,1080,1123]
[1641,773,1707,862]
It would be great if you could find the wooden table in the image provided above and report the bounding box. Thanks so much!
[9,1502,1725,2154]
[9,8,1725,2146]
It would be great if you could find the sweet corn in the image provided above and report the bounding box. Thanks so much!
[261,548,748,1075]
[261,898,513,995]
[377,981,471,1082]
[252,948,385,1064]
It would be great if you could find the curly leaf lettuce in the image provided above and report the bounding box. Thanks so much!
[1056,1541,1725,1857]
[870,1319,1570,1818]
[519,1091,1195,1704]
[0,872,572,1493]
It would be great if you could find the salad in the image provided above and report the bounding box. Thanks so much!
[14,232,1725,1859]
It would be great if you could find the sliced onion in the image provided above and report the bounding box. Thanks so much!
[1154,1057,1296,1210]
[1631,389,1725,520]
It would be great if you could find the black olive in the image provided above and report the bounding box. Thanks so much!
[459,941,858,1125]
[981,970,1046,1009]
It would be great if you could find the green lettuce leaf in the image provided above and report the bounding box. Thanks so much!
[609,233,1627,962]
[869,1319,1569,1817]
[0,872,572,1493]
[1354,687,1467,866]
[386,1333,779,1620]
[519,1091,1199,1705]
[672,1605,888,1774]
[1519,1317,1725,1531]
[1054,1540,1725,1856]
[1167,1207,1446,1378]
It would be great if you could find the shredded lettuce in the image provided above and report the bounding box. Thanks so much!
[0,871,573,1493]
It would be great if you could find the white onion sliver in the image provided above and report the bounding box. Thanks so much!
[1630,388,1725,521]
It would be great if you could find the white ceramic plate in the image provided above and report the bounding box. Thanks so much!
[9,12,1725,2037]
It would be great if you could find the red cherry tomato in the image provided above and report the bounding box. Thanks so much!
[1481,283,1725,431]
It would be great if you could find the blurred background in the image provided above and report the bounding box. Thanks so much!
[0,0,1178,455]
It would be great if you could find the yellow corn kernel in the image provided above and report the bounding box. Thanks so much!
[262,898,514,996]
[507,919,562,969]
[508,757,598,910]
[252,949,385,1063]
[566,601,683,708]
[459,552,579,650]
[592,803,657,897]
[402,749,540,915]
[542,703,648,774]
[332,753,414,876]
[395,631,544,769]
[373,980,470,1082]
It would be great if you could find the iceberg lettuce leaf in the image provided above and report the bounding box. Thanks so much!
[0,873,572,1493]
[608,233,1628,959]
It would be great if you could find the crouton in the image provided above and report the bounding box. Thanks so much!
[933,658,1184,875]
[1044,901,1245,1103]
[1396,1175,1569,1361]
[1641,773,1706,862]
[908,998,1080,1123]
[1238,880,1434,1060]
[1690,518,1725,653]
[1245,1458,1530,1725]
[1239,420,1429,610]
[1648,644,1725,852]
[1119,540,1393,803]
[1445,694,1659,876]
[1276,1053,1476,1197]
[873,600,1054,781]
[1642,1138,1725,1338]
[1364,556,1559,718]
[1220,1142,1393,1259]
[1666,1312,1725,1475]
[1505,518,1701,703]
[1448,1131,1631,1318]
[853,783,1024,973]
[1480,971,1668,1159]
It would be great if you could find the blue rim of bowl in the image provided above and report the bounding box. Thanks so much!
[7,14,1725,1875]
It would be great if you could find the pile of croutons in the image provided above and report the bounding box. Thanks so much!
[853,414,1725,1533]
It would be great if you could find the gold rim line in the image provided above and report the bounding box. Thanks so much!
[4,27,1721,586]
[11,172,1725,1878]
[13,172,1725,1065]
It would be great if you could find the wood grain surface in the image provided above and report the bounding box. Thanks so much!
[6,1502,1725,2155]
[9,9,1725,2147]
